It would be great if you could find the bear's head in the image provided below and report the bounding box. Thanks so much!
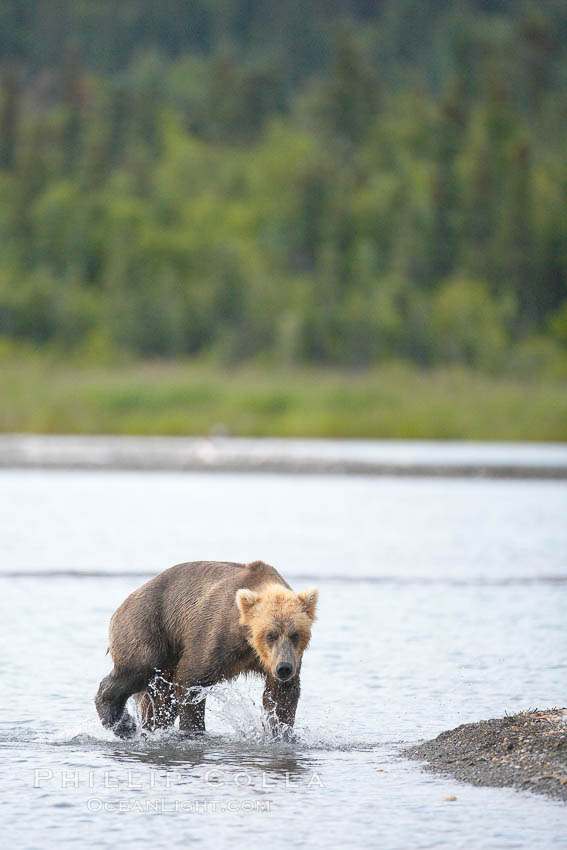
[235,583,318,682]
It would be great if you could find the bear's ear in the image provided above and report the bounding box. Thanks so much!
[235,588,260,621]
[297,587,318,621]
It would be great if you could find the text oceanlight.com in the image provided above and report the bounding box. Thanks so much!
[87,798,273,813]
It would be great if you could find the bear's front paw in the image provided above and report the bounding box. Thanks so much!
[272,724,297,744]
[113,711,137,739]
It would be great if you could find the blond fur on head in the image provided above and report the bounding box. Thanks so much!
[296,586,318,621]
[235,588,260,616]
[235,583,318,679]
[235,583,318,624]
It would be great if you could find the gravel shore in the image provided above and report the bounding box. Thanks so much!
[405,709,567,801]
[1,434,567,478]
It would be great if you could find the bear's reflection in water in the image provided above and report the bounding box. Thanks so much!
[106,733,316,784]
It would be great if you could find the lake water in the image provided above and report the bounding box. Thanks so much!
[1,468,566,848]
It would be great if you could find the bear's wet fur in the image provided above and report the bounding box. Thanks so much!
[95,560,318,738]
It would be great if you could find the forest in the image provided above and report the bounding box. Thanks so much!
[0,0,566,376]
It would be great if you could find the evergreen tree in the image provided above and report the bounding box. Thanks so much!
[0,62,21,170]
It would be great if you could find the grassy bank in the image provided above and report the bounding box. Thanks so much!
[1,355,566,441]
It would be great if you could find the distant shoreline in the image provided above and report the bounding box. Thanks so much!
[2,360,567,443]
[405,709,567,801]
[1,435,567,479]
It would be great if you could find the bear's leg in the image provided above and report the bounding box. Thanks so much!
[173,656,207,732]
[95,667,151,738]
[178,694,206,733]
[139,673,178,731]
[262,675,300,734]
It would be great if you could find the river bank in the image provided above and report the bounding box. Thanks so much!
[2,357,567,441]
[1,434,567,478]
[405,709,567,801]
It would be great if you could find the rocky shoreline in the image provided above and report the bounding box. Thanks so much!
[1,434,567,478]
[405,709,567,801]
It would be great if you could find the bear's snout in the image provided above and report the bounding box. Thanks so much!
[275,661,294,681]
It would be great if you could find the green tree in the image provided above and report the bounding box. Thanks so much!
[0,62,21,171]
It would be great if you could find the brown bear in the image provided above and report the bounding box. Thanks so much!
[95,560,318,738]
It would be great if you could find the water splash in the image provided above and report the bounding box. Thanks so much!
[132,674,294,743]
[40,674,377,754]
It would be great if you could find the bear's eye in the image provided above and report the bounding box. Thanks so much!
[266,632,277,643]
[290,631,300,643]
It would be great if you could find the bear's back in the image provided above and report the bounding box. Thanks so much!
[160,559,289,594]
[108,560,291,672]
[150,559,290,636]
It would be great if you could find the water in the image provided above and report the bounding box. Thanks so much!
[1,467,566,848]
